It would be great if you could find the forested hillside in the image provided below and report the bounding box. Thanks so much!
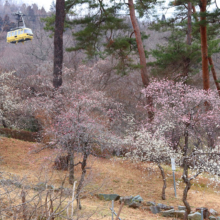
[0,0,220,219]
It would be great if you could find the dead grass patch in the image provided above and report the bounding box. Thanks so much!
[0,137,219,219]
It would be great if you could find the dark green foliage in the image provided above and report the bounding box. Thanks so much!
[103,36,138,75]
[42,15,71,38]
[42,0,152,75]
[66,7,131,58]
[41,14,56,34]
[19,116,41,132]
[149,0,220,80]
[149,30,201,79]
[66,0,152,74]
[41,0,73,37]
[208,38,220,57]
[135,0,164,18]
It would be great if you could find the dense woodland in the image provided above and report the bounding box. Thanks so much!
[0,0,220,219]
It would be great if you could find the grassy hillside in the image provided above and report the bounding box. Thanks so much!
[0,137,219,219]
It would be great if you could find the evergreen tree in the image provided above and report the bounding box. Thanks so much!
[192,2,220,93]
[27,6,36,22]
[149,29,201,80]
[40,7,47,16]
[66,3,136,75]
[64,0,161,83]
[43,0,160,119]
[50,0,56,13]
[149,0,220,89]
[43,0,163,82]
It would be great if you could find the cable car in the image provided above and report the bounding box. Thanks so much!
[7,28,33,44]
[6,11,33,44]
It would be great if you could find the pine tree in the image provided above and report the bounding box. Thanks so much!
[192,3,220,92]
[64,0,160,83]
[43,0,160,119]
[43,0,163,85]
[27,6,36,22]
[50,0,56,12]
[149,0,220,89]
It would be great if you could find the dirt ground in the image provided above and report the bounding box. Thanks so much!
[0,137,220,220]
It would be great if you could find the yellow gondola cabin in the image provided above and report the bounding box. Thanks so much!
[7,28,33,44]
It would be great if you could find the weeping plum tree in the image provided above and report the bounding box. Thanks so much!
[54,101,122,208]
[143,79,220,219]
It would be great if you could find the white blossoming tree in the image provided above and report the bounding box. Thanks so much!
[125,117,180,200]
[0,72,23,128]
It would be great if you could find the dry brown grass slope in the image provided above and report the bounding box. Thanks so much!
[0,137,219,220]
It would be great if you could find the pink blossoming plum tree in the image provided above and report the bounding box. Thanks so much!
[28,65,124,209]
[143,80,220,219]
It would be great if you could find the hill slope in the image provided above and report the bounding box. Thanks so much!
[0,137,219,219]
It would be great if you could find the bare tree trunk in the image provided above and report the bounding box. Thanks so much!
[199,0,209,91]
[208,56,220,96]
[184,128,189,155]
[182,168,191,220]
[21,189,27,220]
[50,194,55,220]
[158,164,166,200]
[207,131,214,148]
[13,208,17,220]
[45,191,49,219]
[76,152,88,210]
[68,148,74,185]
[182,129,191,220]
[128,0,153,120]
[193,5,218,94]
[128,0,149,87]
[53,0,65,88]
